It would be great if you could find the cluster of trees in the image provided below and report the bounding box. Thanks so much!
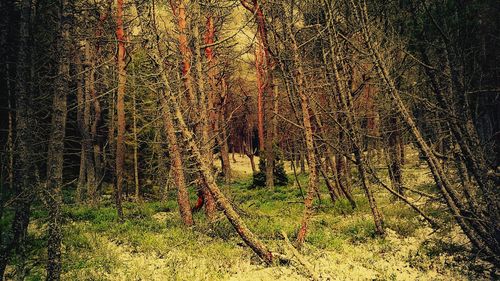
[0,0,498,279]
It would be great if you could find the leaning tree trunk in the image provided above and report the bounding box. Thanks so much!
[166,82,274,264]
[325,1,384,235]
[134,0,194,226]
[355,1,498,261]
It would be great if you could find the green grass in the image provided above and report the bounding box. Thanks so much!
[2,163,489,280]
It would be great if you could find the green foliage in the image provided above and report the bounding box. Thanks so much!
[252,158,289,187]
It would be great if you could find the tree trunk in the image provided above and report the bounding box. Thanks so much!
[166,81,274,264]
[325,5,384,235]
[357,2,498,260]
[283,15,319,248]
[115,0,126,221]
[45,0,70,278]
[387,115,403,196]
[0,0,34,276]
[134,0,194,226]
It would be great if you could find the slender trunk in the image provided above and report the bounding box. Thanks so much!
[160,98,194,226]
[219,80,232,181]
[284,16,318,248]
[45,0,70,278]
[192,2,216,220]
[0,0,34,276]
[75,53,86,203]
[356,2,497,259]
[132,81,140,200]
[84,41,97,205]
[115,0,126,221]
[325,4,384,234]
[241,0,275,188]
[387,115,403,196]
[134,0,193,226]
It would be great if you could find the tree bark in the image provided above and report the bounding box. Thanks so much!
[45,0,70,278]
[0,0,34,277]
[115,0,126,221]
[134,0,194,226]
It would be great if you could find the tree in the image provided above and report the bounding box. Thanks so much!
[115,0,126,221]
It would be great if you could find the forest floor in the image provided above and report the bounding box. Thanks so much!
[4,152,497,280]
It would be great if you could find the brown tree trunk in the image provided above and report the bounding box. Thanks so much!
[387,115,403,196]
[45,0,70,278]
[160,99,194,226]
[84,41,97,205]
[0,0,34,276]
[283,15,319,248]
[356,2,498,259]
[241,0,275,189]
[325,5,384,235]
[134,0,194,226]
[115,0,126,221]
[166,81,274,264]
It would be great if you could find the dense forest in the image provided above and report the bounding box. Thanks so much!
[0,0,499,280]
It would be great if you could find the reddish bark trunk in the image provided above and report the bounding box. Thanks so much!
[115,0,126,221]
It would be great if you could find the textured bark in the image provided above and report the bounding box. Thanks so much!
[75,53,86,203]
[115,0,126,221]
[83,41,97,204]
[1,1,34,277]
[132,81,140,200]
[167,82,274,264]
[160,99,194,226]
[356,2,498,260]
[134,0,194,226]
[205,15,231,182]
[241,0,275,188]
[45,0,70,278]
[192,1,216,220]
[325,4,384,235]
[171,0,196,105]
[284,15,318,248]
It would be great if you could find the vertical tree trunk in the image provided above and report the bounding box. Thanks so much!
[241,0,275,189]
[84,41,97,205]
[0,0,34,276]
[283,14,319,248]
[192,1,216,220]
[132,79,140,200]
[218,79,232,181]
[45,0,70,278]
[115,0,126,221]
[387,115,403,196]
[75,53,86,203]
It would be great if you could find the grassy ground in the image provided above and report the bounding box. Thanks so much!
[4,152,496,280]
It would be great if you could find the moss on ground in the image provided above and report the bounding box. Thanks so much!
[3,153,496,280]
